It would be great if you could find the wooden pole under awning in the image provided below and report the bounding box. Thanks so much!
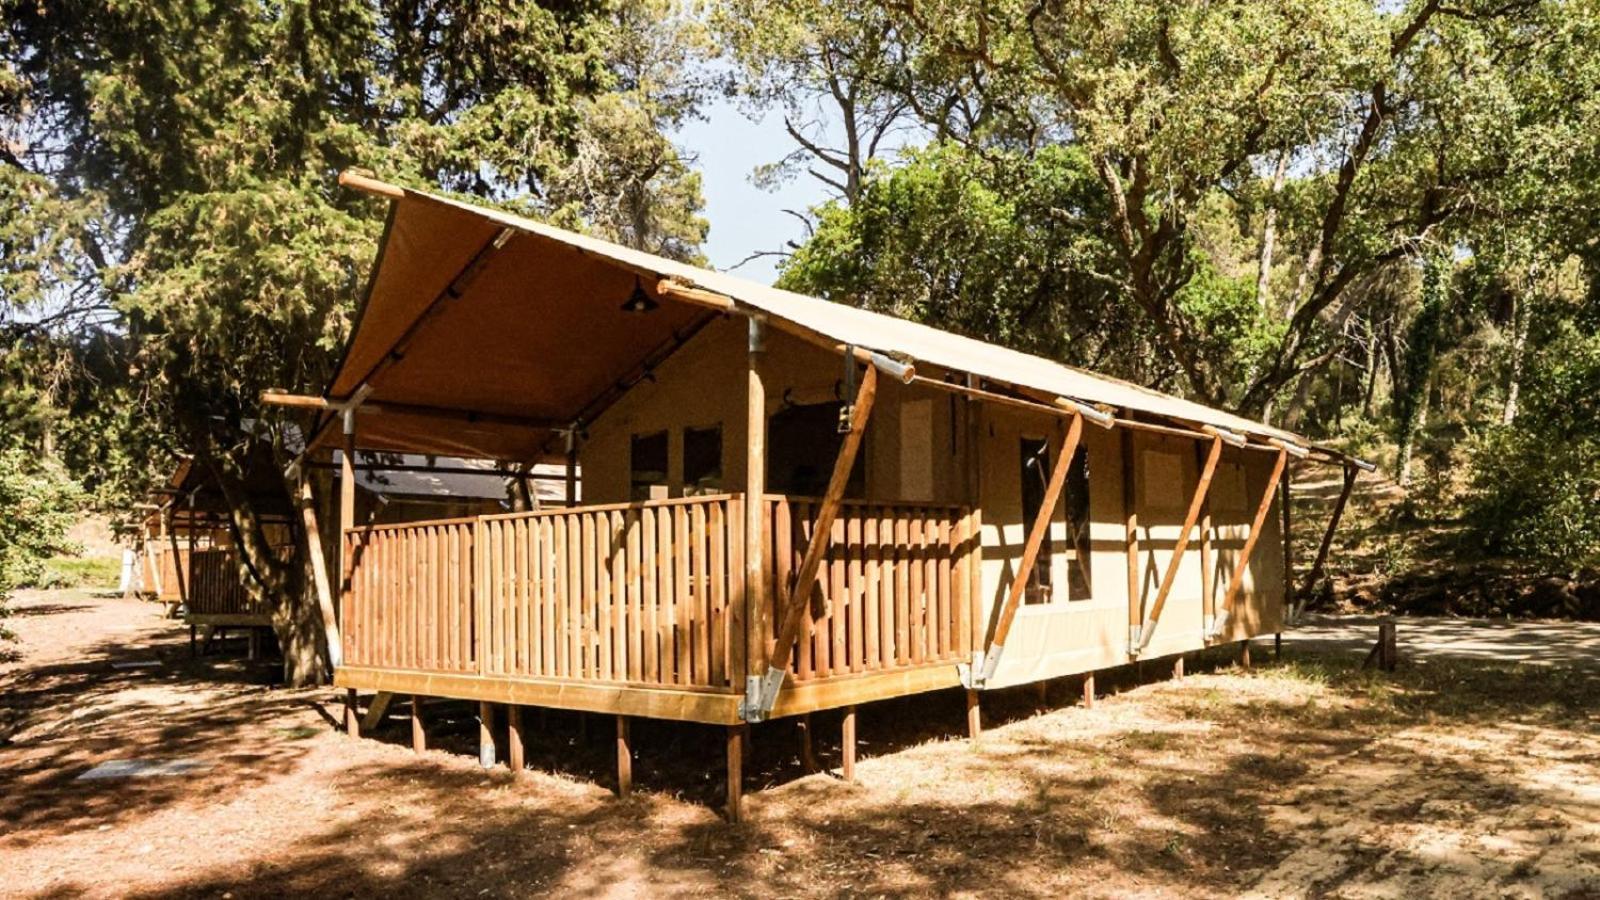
[1133,434,1224,657]
[976,412,1085,686]
[1214,448,1290,638]
[751,362,878,718]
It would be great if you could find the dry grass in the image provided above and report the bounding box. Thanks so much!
[2,589,1598,898]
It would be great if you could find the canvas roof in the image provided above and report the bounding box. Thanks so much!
[315,176,1325,462]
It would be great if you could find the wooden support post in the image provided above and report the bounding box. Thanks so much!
[1298,464,1357,602]
[478,701,496,769]
[842,706,858,781]
[1082,672,1096,709]
[1122,430,1141,654]
[979,413,1084,684]
[508,705,525,773]
[344,688,359,737]
[726,725,745,823]
[1215,449,1290,637]
[616,715,632,796]
[410,695,427,753]
[744,318,767,690]
[188,623,197,658]
[296,472,342,668]
[1274,632,1283,660]
[359,691,394,733]
[1239,640,1252,670]
[340,424,356,592]
[1034,680,1049,709]
[797,715,818,774]
[1196,441,1216,636]
[1173,655,1185,682]
[763,364,878,703]
[1135,435,1224,655]
[565,432,578,507]
[966,690,982,739]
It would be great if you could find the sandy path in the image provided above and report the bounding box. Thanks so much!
[2,589,1596,899]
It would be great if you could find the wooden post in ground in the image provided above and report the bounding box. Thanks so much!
[478,701,496,768]
[1122,430,1141,655]
[744,318,768,696]
[842,706,858,781]
[507,705,525,773]
[1274,632,1283,660]
[1173,655,1185,682]
[1034,680,1049,709]
[797,714,818,774]
[966,690,982,739]
[344,688,359,737]
[726,725,745,823]
[410,695,426,753]
[1238,640,1252,670]
[1082,672,1096,709]
[616,715,632,797]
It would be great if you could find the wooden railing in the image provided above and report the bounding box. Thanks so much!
[340,494,978,696]
[477,495,745,690]
[187,549,264,616]
[343,518,477,672]
[765,498,979,682]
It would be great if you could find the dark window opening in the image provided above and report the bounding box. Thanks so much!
[768,402,866,498]
[1019,438,1093,603]
[1019,438,1054,604]
[630,431,668,501]
[683,424,723,494]
[1066,445,1092,600]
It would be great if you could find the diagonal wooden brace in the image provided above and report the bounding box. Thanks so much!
[1133,434,1224,656]
[976,412,1085,686]
[1293,462,1357,618]
[745,364,878,720]
[1211,447,1289,640]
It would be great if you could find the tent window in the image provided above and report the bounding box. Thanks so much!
[1019,438,1055,604]
[630,431,669,501]
[768,402,866,498]
[683,424,723,494]
[1065,445,1092,600]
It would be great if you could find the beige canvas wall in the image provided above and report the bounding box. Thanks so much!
[579,320,1286,688]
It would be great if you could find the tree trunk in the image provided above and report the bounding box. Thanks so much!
[273,565,329,686]
[1502,285,1529,425]
[1361,326,1380,418]
[1257,151,1289,311]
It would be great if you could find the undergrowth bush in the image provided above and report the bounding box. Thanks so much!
[0,449,83,639]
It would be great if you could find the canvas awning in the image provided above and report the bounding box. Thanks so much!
[311,172,1354,465]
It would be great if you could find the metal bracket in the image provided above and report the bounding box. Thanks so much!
[1128,623,1144,656]
[1210,609,1231,640]
[977,645,1002,686]
[738,666,789,722]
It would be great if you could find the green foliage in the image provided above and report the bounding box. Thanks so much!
[1463,317,1600,568]
[779,143,1175,383]
[38,556,121,591]
[0,449,82,637]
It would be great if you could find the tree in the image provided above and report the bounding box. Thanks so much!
[743,0,1600,419]
[1,0,709,683]
[0,448,81,642]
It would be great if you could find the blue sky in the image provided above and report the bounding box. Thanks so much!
[673,96,830,285]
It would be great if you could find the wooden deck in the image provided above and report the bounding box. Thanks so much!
[335,493,980,723]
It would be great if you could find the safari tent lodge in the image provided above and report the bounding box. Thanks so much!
[271,171,1369,820]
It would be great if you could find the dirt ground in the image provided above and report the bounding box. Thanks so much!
[2,589,1598,899]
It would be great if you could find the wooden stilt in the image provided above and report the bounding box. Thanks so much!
[797,714,819,774]
[507,705,525,773]
[1238,640,1252,670]
[189,623,197,658]
[479,701,496,768]
[410,695,426,753]
[726,725,745,823]
[1034,680,1049,709]
[1173,655,1185,682]
[966,689,982,739]
[1082,672,1096,709]
[344,688,359,737]
[616,715,632,797]
[842,706,858,781]
[1274,632,1283,660]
